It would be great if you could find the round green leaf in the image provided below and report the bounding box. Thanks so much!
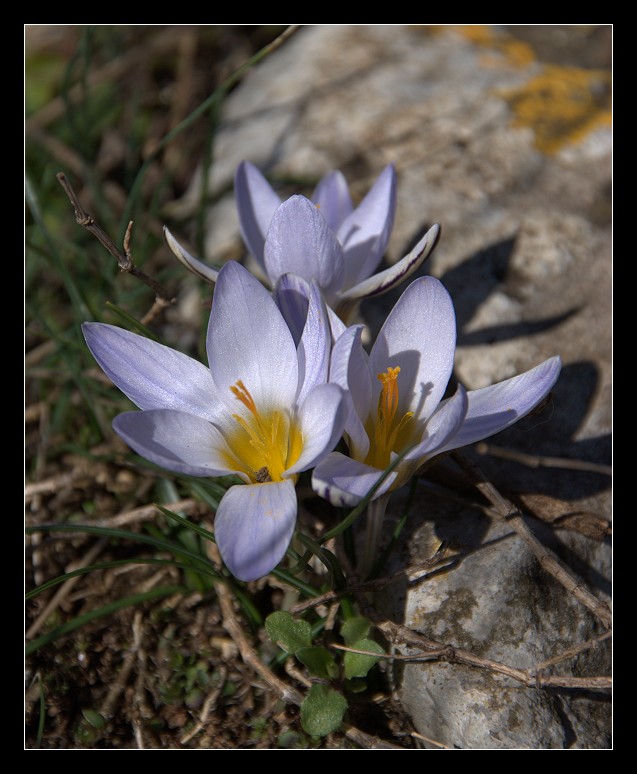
[296,646,339,680]
[265,611,312,654]
[343,638,385,679]
[340,616,372,646]
[300,684,348,737]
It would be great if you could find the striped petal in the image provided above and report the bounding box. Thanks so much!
[311,170,353,232]
[264,195,345,302]
[214,479,297,581]
[337,164,397,289]
[435,356,562,455]
[369,276,456,424]
[82,322,221,423]
[113,409,239,478]
[164,227,218,285]
[235,161,282,271]
[338,223,440,304]
[311,452,397,508]
[207,261,298,416]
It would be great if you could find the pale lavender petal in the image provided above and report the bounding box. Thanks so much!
[264,195,345,301]
[285,384,346,476]
[369,276,456,424]
[235,161,282,271]
[327,305,347,342]
[403,384,468,462]
[214,479,297,581]
[207,261,298,415]
[338,223,440,303]
[311,170,353,232]
[295,281,332,405]
[311,452,397,508]
[273,273,311,347]
[82,322,221,423]
[329,325,371,460]
[337,164,397,289]
[435,356,562,455]
[113,410,241,478]
[163,227,218,285]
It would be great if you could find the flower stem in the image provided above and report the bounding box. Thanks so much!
[358,493,391,579]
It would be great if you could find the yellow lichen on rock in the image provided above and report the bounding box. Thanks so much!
[501,65,612,154]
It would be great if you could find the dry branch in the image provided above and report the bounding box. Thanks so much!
[451,451,612,631]
[56,172,175,310]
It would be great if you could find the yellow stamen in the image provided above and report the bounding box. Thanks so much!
[364,366,413,470]
[225,380,302,483]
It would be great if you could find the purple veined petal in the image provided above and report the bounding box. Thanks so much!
[402,384,468,462]
[207,261,298,416]
[295,281,332,405]
[113,409,245,479]
[369,276,456,425]
[163,227,219,285]
[338,223,440,304]
[285,383,346,476]
[311,169,353,232]
[235,161,282,272]
[329,325,371,460]
[311,451,397,508]
[82,322,223,423]
[337,164,397,290]
[264,195,346,303]
[214,479,298,581]
[435,356,563,455]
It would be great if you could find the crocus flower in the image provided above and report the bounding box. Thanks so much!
[164,161,440,321]
[82,261,346,582]
[311,275,561,575]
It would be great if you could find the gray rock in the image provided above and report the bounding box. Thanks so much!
[376,481,611,749]
[168,24,612,749]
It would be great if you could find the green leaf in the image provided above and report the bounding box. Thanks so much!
[340,616,371,646]
[296,646,339,680]
[300,685,348,738]
[265,611,311,654]
[343,638,385,679]
[81,709,107,729]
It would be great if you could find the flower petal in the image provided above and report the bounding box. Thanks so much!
[329,325,371,460]
[235,161,282,271]
[337,164,397,289]
[311,170,353,232]
[82,322,221,422]
[113,410,241,478]
[369,276,456,423]
[435,356,562,455]
[311,452,397,507]
[295,281,332,405]
[164,227,218,285]
[403,384,468,462]
[338,223,440,304]
[214,479,297,581]
[273,273,311,347]
[285,383,346,476]
[264,195,345,302]
[207,261,298,415]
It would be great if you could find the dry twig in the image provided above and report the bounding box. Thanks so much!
[451,451,612,631]
[475,442,612,477]
[56,172,175,311]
